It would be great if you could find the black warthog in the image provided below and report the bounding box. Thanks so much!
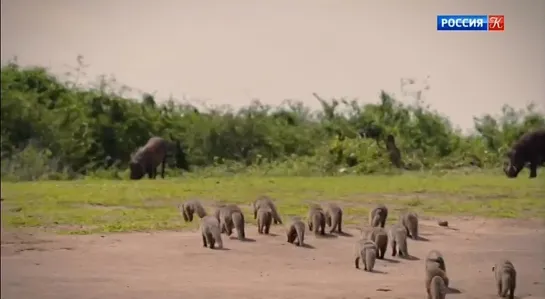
[504,128,545,179]
[129,136,189,180]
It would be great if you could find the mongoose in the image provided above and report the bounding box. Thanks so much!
[388,224,409,257]
[200,215,223,249]
[286,217,305,246]
[428,275,447,299]
[231,211,246,240]
[179,200,207,222]
[399,211,419,240]
[256,207,273,234]
[425,261,449,298]
[369,204,388,227]
[253,195,282,224]
[307,205,326,236]
[371,227,388,259]
[354,239,377,272]
[324,203,343,233]
[492,259,516,299]
[214,204,242,235]
[426,250,447,273]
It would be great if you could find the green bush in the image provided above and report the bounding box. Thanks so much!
[1,57,543,181]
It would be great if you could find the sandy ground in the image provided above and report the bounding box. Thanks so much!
[2,218,545,299]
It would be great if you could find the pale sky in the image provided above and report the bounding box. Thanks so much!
[2,0,544,130]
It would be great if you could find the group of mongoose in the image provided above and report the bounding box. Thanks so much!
[179,196,517,299]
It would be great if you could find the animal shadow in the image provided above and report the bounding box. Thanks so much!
[381,257,400,264]
[240,237,257,242]
[335,231,353,237]
[300,243,316,249]
[446,287,461,294]
[316,233,338,239]
[265,233,279,237]
[369,269,387,274]
[401,254,420,261]
[213,247,231,251]
[416,236,430,242]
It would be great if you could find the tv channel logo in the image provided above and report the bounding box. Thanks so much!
[437,15,504,31]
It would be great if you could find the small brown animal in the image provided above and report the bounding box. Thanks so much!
[214,204,242,235]
[200,215,223,249]
[179,200,207,222]
[307,205,326,236]
[324,203,343,233]
[426,250,447,273]
[286,217,306,246]
[425,261,449,299]
[492,259,517,299]
[256,207,273,234]
[399,211,419,240]
[354,239,377,271]
[370,227,388,259]
[388,224,409,258]
[428,275,447,299]
[253,195,282,224]
[369,204,388,228]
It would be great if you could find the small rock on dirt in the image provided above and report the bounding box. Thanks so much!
[438,220,449,227]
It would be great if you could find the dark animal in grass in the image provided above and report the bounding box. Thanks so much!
[426,250,447,273]
[369,204,388,228]
[324,203,343,233]
[214,204,242,236]
[307,205,326,236]
[354,239,377,272]
[388,224,409,258]
[386,134,403,168]
[504,128,545,179]
[129,136,189,180]
[200,216,223,249]
[256,207,273,234]
[369,227,388,259]
[286,217,306,246]
[253,195,282,225]
[179,200,207,222]
[425,260,450,299]
[492,259,517,299]
[428,275,447,299]
[399,211,419,240]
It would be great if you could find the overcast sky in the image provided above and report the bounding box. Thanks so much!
[2,0,544,130]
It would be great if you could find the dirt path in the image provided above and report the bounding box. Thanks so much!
[2,218,545,299]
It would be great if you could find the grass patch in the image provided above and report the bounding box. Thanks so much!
[2,173,543,234]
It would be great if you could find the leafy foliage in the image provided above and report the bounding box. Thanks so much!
[1,57,543,180]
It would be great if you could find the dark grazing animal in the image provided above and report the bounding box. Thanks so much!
[399,211,419,240]
[200,216,223,249]
[253,195,282,224]
[129,136,189,180]
[179,200,207,222]
[504,128,545,179]
[324,203,343,234]
[369,204,388,228]
[307,205,326,236]
[256,207,273,234]
[492,259,517,299]
[286,217,306,246]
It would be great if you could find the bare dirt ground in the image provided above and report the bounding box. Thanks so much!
[2,218,545,299]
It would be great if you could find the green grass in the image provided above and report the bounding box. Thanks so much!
[2,173,544,234]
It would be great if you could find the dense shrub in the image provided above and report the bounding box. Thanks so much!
[1,57,543,181]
